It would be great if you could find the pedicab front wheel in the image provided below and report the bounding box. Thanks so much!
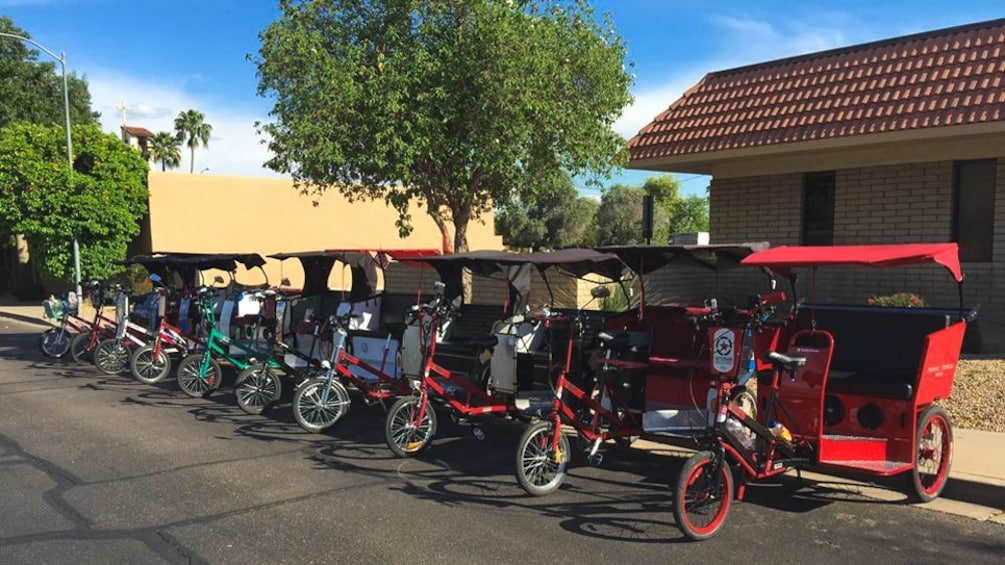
[70,331,95,364]
[129,344,172,385]
[291,377,350,432]
[385,396,437,458]
[176,353,222,398]
[94,338,130,374]
[673,450,734,541]
[39,328,72,358]
[905,405,953,502]
[516,420,571,496]
[235,363,283,416]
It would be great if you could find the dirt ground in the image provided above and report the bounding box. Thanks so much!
[944,356,1005,433]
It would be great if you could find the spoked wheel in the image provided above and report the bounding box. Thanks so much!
[905,405,953,502]
[94,339,130,374]
[39,328,72,358]
[516,420,571,496]
[730,387,757,420]
[176,353,223,398]
[129,344,173,384]
[385,396,437,457]
[673,450,734,541]
[235,364,283,416]
[292,377,351,432]
[70,332,96,364]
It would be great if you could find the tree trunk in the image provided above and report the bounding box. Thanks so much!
[189,145,195,173]
[428,211,453,254]
[453,213,469,253]
[161,159,166,172]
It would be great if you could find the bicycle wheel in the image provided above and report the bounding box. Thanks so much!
[516,420,571,496]
[235,364,283,416]
[176,353,222,398]
[385,396,437,457]
[39,328,71,358]
[70,331,95,364]
[94,338,130,374]
[292,377,350,432]
[905,405,953,502]
[673,450,734,541]
[129,344,172,385]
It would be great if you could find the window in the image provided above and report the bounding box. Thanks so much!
[953,159,997,262]
[801,171,835,245]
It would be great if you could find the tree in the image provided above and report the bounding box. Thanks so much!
[641,175,709,242]
[173,109,212,173]
[148,131,182,172]
[0,122,149,281]
[595,184,651,245]
[496,173,597,250]
[0,17,98,129]
[595,176,710,245]
[255,0,632,252]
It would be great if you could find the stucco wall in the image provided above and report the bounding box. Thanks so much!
[143,172,503,288]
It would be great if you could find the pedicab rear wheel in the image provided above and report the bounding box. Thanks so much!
[176,353,222,398]
[673,450,734,541]
[129,344,172,384]
[292,377,351,432]
[94,338,130,374]
[235,363,283,415]
[39,328,71,358]
[385,396,437,457]
[905,405,953,502]
[70,331,95,364]
[516,420,571,496]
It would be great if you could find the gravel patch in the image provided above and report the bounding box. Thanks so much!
[943,356,1005,433]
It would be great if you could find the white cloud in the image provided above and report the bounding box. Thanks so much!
[86,68,283,178]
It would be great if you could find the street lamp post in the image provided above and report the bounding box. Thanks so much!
[0,32,81,299]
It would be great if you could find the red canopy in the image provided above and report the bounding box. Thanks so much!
[741,243,963,282]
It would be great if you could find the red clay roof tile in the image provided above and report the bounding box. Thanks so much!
[629,19,1005,162]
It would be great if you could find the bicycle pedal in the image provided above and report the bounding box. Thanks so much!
[587,453,603,467]
[472,427,485,441]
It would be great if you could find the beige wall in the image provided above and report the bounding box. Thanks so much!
[143,172,503,288]
[643,158,1004,312]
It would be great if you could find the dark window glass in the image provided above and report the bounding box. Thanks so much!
[953,159,996,262]
[802,171,835,245]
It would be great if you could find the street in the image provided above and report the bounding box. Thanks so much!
[1,321,1003,565]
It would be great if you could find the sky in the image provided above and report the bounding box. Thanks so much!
[2,0,1003,198]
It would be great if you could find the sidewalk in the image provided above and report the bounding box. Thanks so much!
[1,299,1003,526]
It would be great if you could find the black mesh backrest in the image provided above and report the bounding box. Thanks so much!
[379,293,419,330]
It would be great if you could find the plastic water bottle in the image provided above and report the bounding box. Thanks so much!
[768,420,792,443]
[724,417,754,450]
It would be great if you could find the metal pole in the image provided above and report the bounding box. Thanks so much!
[0,33,80,297]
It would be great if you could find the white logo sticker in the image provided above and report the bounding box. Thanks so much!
[712,328,736,373]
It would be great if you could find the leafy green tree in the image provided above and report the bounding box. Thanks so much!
[496,173,597,250]
[0,122,149,281]
[173,109,212,173]
[149,131,182,172]
[596,184,652,245]
[642,174,708,239]
[255,0,632,252]
[0,17,98,129]
[596,176,710,245]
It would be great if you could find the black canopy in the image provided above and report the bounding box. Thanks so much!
[120,252,267,288]
[269,250,377,299]
[596,243,769,275]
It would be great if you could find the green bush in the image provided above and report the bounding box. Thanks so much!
[867,292,926,308]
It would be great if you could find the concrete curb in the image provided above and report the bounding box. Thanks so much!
[0,310,50,329]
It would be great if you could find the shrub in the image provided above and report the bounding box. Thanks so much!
[867,292,926,308]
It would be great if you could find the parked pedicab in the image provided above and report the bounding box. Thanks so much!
[513,243,770,495]
[384,248,623,458]
[39,280,106,359]
[263,246,440,426]
[672,243,971,540]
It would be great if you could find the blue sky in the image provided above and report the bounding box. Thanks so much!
[2,0,1002,197]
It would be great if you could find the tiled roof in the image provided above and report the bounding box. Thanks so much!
[121,125,153,137]
[628,19,1005,162]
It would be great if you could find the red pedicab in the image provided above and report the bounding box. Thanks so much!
[672,243,971,540]
[514,243,771,495]
[384,248,623,458]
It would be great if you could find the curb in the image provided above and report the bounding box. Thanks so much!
[0,310,50,329]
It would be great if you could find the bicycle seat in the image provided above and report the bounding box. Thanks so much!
[468,334,498,350]
[766,351,807,369]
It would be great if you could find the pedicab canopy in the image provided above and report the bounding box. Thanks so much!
[597,242,770,275]
[269,249,441,298]
[409,248,624,316]
[740,243,964,283]
[120,252,267,289]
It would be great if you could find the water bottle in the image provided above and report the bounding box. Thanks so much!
[768,420,792,443]
[724,417,754,450]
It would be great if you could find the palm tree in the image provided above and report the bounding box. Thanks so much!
[148,131,182,172]
[173,109,212,173]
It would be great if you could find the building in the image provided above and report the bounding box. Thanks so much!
[121,125,152,160]
[627,19,1005,334]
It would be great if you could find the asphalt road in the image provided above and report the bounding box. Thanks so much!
[1,321,1003,565]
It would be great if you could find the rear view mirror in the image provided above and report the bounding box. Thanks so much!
[433,280,446,296]
[590,286,611,299]
[336,303,352,317]
[451,295,462,310]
